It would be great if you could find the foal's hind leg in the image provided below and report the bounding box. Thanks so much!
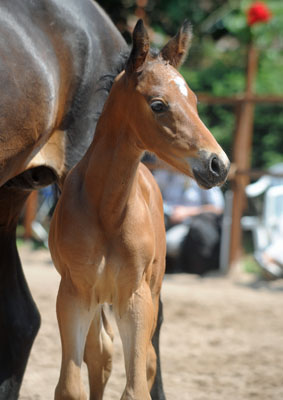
[115,280,154,400]
[55,278,93,400]
[145,294,167,400]
[84,305,114,400]
[150,297,166,400]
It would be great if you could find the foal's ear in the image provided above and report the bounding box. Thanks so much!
[160,20,192,69]
[126,19,150,76]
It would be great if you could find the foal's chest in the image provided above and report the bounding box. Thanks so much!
[67,220,155,304]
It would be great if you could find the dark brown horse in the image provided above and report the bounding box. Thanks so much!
[0,1,128,398]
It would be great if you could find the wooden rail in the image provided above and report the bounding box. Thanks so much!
[197,93,283,105]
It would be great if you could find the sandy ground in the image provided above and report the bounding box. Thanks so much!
[19,243,283,400]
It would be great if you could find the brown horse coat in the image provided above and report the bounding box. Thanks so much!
[49,20,229,400]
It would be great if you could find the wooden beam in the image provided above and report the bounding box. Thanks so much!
[229,44,258,267]
[233,168,283,180]
[197,93,283,105]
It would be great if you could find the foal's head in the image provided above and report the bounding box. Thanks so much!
[111,20,230,188]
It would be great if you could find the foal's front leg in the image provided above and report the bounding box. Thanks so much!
[55,278,93,400]
[115,280,154,400]
[84,305,114,400]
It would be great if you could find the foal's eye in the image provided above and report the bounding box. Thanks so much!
[150,100,168,114]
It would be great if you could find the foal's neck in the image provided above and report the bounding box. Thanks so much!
[83,103,143,231]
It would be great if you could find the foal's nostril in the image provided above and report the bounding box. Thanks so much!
[209,155,221,177]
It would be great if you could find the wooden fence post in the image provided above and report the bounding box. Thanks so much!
[229,44,258,266]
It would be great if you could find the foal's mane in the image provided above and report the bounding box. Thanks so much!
[96,50,129,101]
[96,48,160,110]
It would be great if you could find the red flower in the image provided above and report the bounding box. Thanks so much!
[247,2,272,26]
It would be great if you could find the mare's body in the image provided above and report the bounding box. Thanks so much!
[49,20,230,400]
[0,1,127,398]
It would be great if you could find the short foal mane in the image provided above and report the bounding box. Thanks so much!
[94,47,160,124]
[96,50,129,98]
[96,48,159,97]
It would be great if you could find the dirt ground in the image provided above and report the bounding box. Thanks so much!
[19,243,283,400]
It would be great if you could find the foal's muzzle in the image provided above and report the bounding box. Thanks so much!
[191,152,230,189]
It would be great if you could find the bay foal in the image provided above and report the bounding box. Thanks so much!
[49,20,230,400]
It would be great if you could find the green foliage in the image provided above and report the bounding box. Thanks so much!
[147,0,222,34]
[181,53,246,96]
[253,105,283,168]
[242,254,262,275]
[223,9,251,43]
[256,49,283,95]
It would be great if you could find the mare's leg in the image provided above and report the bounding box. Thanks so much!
[114,280,154,400]
[55,278,93,400]
[84,305,114,400]
[0,188,40,399]
[150,297,166,400]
